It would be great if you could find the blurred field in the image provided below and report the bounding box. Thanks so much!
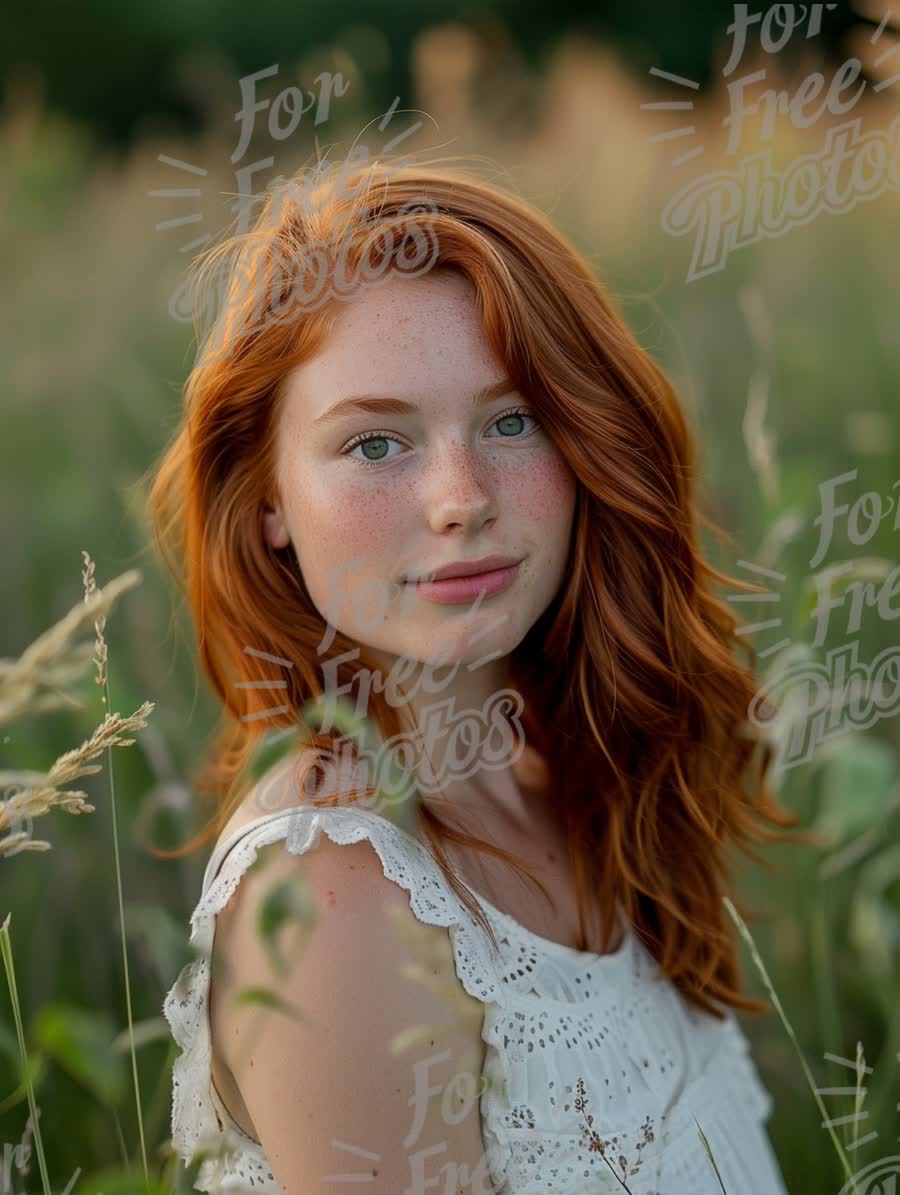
[1,27,899,1194]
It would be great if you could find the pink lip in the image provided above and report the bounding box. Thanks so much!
[410,554,522,583]
[405,561,522,605]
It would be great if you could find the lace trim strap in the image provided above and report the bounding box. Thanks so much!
[200,806,302,895]
[163,804,506,1183]
[195,805,504,1004]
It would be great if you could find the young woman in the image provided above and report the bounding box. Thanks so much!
[152,160,803,1193]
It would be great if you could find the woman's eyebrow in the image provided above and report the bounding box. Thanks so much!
[312,377,517,428]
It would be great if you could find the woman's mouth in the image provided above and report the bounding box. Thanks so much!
[404,561,522,605]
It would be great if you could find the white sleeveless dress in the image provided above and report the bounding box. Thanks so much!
[162,804,790,1193]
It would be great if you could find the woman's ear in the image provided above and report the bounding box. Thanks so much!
[263,507,291,549]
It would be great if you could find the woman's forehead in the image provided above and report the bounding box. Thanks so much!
[277,283,505,423]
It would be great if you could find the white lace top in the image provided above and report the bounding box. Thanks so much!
[162,804,790,1194]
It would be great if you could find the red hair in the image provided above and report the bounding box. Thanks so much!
[144,157,814,1019]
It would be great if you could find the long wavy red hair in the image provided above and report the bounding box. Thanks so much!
[144,157,813,1019]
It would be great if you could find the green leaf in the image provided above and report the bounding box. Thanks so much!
[248,726,305,783]
[303,694,364,746]
[231,985,305,1022]
[814,735,898,845]
[0,1049,45,1114]
[111,1014,172,1054]
[123,900,193,987]
[297,697,423,837]
[0,1018,21,1065]
[74,1166,170,1195]
[33,1003,127,1107]
[849,842,900,979]
[693,1113,729,1193]
[257,875,317,977]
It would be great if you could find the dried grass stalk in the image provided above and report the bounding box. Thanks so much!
[0,702,155,855]
[0,569,141,726]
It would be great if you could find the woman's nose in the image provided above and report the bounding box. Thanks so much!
[421,443,498,532]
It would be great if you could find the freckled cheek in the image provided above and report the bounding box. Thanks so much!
[338,489,398,551]
[291,481,404,572]
[511,454,576,525]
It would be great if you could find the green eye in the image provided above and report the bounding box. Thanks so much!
[341,432,405,466]
[340,406,541,469]
[488,405,541,438]
[358,437,392,462]
[493,411,529,436]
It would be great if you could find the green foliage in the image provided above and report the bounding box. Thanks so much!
[255,876,317,978]
[231,986,304,1022]
[32,1005,127,1109]
[76,1170,170,1195]
[814,736,898,847]
[0,1,864,148]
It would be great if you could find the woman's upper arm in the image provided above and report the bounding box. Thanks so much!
[210,833,497,1195]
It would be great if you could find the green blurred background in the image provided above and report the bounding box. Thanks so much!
[2,1,899,1191]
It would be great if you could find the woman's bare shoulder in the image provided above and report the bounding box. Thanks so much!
[213,744,378,856]
[208,807,489,1194]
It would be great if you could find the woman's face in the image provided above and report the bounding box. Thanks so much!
[263,268,577,680]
